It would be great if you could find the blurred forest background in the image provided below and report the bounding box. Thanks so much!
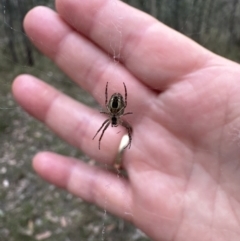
[2,0,240,66]
[1,0,240,241]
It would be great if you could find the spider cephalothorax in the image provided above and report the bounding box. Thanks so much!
[93,82,133,150]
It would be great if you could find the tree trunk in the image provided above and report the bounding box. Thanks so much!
[17,0,34,66]
[150,0,157,18]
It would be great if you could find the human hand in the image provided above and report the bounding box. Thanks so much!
[12,1,240,240]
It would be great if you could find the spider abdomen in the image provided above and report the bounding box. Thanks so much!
[109,93,125,114]
[112,96,119,108]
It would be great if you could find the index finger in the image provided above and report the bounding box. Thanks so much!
[23,6,154,109]
[56,0,213,89]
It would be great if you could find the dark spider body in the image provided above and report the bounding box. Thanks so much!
[93,82,133,150]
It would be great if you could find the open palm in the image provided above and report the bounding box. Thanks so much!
[13,1,240,240]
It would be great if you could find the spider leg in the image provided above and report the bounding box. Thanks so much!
[105,82,108,107]
[123,82,127,107]
[92,119,109,140]
[123,112,133,116]
[120,119,132,149]
[100,111,109,115]
[98,121,110,150]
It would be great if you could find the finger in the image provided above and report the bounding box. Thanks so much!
[12,75,132,164]
[56,0,213,89]
[33,152,132,220]
[23,6,154,109]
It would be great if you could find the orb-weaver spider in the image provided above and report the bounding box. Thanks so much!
[93,82,133,150]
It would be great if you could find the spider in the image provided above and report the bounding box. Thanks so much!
[93,82,133,150]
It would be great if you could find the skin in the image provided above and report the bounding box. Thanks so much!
[12,0,240,240]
